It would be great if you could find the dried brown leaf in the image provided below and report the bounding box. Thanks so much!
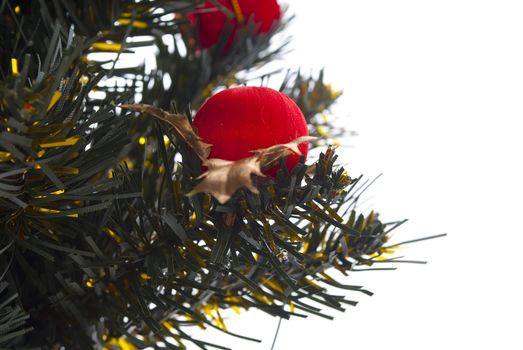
[254,136,317,170]
[190,136,316,203]
[120,104,212,160]
[190,157,265,204]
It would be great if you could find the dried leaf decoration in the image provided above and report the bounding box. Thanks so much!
[191,136,316,204]
[120,104,211,160]
[190,157,265,204]
[255,136,317,170]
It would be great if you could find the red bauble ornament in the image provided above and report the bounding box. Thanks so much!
[190,0,281,50]
[193,87,309,175]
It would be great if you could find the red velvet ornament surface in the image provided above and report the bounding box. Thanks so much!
[193,87,309,175]
[190,0,281,50]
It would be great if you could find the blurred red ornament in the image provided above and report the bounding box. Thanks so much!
[193,86,309,175]
[189,0,281,50]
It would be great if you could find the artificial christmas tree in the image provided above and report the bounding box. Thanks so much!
[0,1,442,349]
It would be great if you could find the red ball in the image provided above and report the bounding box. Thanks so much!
[193,87,309,175]
[190,0,281,50]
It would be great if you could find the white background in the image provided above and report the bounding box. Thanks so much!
[187,1,523,349]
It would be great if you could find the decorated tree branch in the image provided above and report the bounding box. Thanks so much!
[0,1,443,349]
